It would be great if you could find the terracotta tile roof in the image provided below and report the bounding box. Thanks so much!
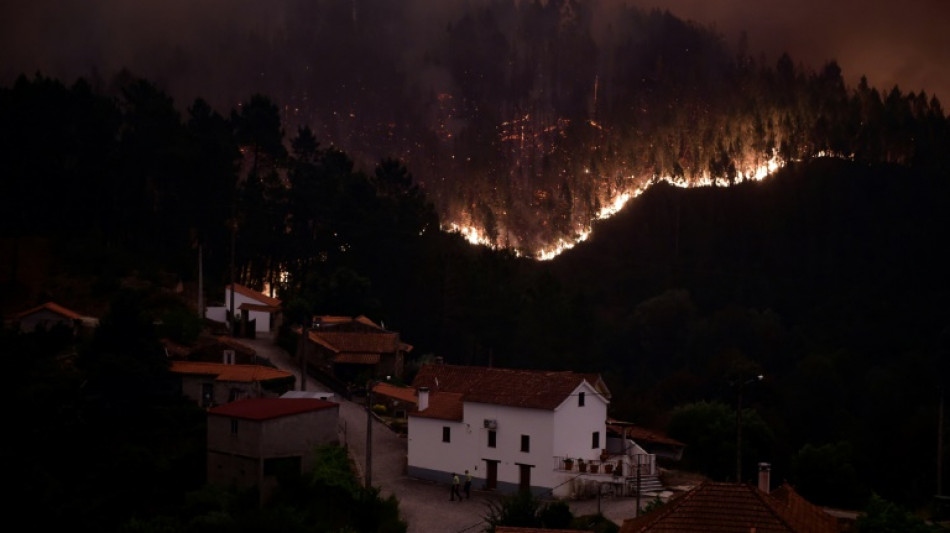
[355,315,383,328]
[16,301,84,320]
[208,397,336,420]
[410,391,464,421]
[618,481,841,533]
[169,361,293,383]
[215,336,257,356]
[310,330,403,353]
[373,382,417,404]
[228,283,282,307]
[411,363,607,410]
[607,420,685,448]
[769,484,841,533]
[308,330,339,352]
[313,315,362,325]
[334,353,381,365]
[495,526,593,533]
[161,338,192,358]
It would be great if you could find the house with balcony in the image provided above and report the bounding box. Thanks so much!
[406,363,657,499]
[206,397,339,504]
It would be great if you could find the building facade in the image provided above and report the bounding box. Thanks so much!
[407,363,611,499]
[207,398,340,503]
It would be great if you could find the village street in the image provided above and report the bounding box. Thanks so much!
[242,335,646,532]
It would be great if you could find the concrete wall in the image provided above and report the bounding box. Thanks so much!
[206,404,340,488]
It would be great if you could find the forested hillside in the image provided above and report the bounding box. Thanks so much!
[2,3,949,515]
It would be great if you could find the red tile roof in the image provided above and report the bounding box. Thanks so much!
[411,391,464,421]
[607,420,685,448]
[618,481,841,533]
[769,484,842,533]
[16,301,84,320]
[334,353,381,365]
[228,283,282,307]
[495,526,593,533]
[411,363,607,410]
[208,397,337,420]
[373,382,417,404]
[309,330,404,354]
[169,361,293,383]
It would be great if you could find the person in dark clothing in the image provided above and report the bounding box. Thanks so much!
[451,472,463,501]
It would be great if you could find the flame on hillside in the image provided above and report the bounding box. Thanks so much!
[444,156,787,261]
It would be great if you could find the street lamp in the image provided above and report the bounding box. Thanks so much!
[734,374,763,483]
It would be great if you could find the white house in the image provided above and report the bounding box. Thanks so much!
[407,363,614,499]
[205,283,282,334]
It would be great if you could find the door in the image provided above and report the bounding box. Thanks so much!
[518,464,532,493]
[484,459,498,490]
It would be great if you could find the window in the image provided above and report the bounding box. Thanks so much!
[592,431,600,449]
[578,391,585,406]
[521,434,530,452]
[230,419,238,435]
[488,430,496,448]
[443,426,451,443]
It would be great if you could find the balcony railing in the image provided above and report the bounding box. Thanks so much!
[554,451,656,478]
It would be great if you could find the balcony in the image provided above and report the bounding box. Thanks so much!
[555,451,656,478]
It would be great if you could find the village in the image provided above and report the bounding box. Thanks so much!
[9,283,862,533]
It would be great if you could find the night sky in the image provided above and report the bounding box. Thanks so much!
[2,0,948,110]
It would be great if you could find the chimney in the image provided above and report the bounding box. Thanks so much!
[417,387,429,411]
[758,462,771,493]
[434,356,444,365]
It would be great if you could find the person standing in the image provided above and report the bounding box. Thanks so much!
[451,472,462,501]
[464,470,472,499]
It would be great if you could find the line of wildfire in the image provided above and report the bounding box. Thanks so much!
[444,155,787,261]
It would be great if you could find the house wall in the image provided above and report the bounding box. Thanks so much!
[246,309,273,333]
[205,289,275,332]
[552,382,609,464]
[206,406,340,487]
[406,381,609,499]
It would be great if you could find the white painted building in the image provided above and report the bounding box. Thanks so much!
[407,363,612,499]
[205,283,282,334]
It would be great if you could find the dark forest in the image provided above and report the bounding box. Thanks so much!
[2,1,949,529]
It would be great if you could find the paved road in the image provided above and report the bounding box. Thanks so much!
[241,335,649,532]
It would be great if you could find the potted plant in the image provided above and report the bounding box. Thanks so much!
[604,462,614,474]
[590,462,600,473]
[563,458,574,471]
[578,459,587,473]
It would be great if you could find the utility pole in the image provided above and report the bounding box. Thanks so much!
[197,243,203,319]
[366,380,373,488]
[635,453,642,516]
